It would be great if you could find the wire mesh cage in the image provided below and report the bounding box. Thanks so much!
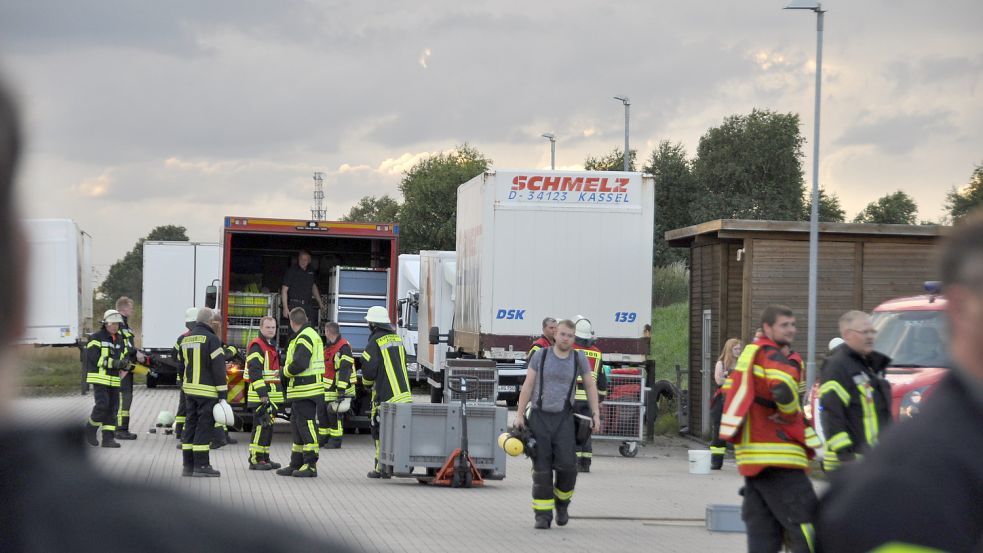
[595,369,646,443]
[443,359,498,404]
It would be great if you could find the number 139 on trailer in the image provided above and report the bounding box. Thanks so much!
[614,311,637,323]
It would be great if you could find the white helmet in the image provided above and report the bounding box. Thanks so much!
[156,410,176,427]
[102,309,124,324]
[828,337,845,352]
[365,305,391,325]
[574,317,593,340]
[212,400,235,427]
[185,307,199,323]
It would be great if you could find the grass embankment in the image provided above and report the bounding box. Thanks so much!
[18,346,85,396]
[649,302,688,435]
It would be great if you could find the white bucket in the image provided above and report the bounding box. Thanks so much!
[689,450,712,474]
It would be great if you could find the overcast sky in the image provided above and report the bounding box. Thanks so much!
[1,1,980,279]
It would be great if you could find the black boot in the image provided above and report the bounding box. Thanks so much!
[711,453,724,470]
[101,430,120,448]
[210,428,227,449]
[182,450,194,477]
[116,430,137,440]
[325,437,342,449]
[292,463,317,477]
[84,423,99,447]
[534,514,552,529]
[555,502,570,526]
[224,430,237,444]
[193,465,221,477]
[276,452,303,476]
[263,454,282,470]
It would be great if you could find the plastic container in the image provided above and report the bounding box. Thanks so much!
[689,449,712,474]
[706,504,746,532]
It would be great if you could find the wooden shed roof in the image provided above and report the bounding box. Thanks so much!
[665,219,949,247]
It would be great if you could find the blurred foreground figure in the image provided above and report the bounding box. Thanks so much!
[0,78,344,552]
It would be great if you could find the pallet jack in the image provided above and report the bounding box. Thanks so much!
[431,374,484,488]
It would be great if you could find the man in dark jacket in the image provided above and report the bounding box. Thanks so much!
[816,210,983,552]
[818,310,892,472]
[0,78,344,552]
[361,305,412,478]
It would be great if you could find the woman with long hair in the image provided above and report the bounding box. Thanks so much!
[709,337,742,470]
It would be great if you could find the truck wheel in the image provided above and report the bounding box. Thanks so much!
[430,386,443,404]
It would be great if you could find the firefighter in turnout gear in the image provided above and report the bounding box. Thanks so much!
[84,310,130,448]
[709,338,742,470]
[527,317,557,359]
[245,315,283,470]
[819,310,892,472]
[173,307,198,446]
[719,305,822,553]
[318,321,355,449]
[276,307,324,478]
[514,319,602,530]
[572,317,607,473]
[362,305,412,478]
[208,310,240,448]
[114,296,144,441]
[178,307,229,477]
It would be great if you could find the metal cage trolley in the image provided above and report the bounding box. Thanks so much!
[594,368,646,457]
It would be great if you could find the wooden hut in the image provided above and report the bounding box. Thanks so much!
[665,219,947,438]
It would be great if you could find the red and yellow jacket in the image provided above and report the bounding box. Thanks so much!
[719,338,821,476]
[527,335,552,359]
[573,343,608,400]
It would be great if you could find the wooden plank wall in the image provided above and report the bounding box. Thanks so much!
[688,243,720,436]
[862,242,939,310]
[724,242,744,344]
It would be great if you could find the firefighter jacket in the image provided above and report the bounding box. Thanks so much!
[282,325,324,402]
[719,337,821,477]
[119,315,137,363]
[245,336,282,406]
[84,327,127,388]
[573,342,608,400]
[527,335,552,359]
[172,330,190,385]
[179,323,229,400]
[819,346,892,459]
[361,326,412,405]
[323,337,355,401]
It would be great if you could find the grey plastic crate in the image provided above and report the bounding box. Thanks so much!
[706,504,746,533]
[378,402,508,477]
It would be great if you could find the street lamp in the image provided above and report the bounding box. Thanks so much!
[541,133,556,170]
[613,96,630,171]
[784,0,825,396]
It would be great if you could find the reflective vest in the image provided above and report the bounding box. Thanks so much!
[180,323,230,398]
[719,339,821,477]
[283,325,324,401]
[245,336,283,405]
[362,328,412,404]
[85,328,126,387]
[573,343,607,400]
[527,335,552,360]
[323,337,355,401]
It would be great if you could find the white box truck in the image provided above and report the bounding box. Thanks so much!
[19,219,93,346]
[395,253,421,377]
[418,251,457,402]
[142,241,221,384]
[450,170,654,404]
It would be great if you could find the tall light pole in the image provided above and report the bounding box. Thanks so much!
[541,133,556,170]
[614,96,630,171]
[785,0,825,395]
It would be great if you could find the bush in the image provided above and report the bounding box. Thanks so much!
[652,261,689,307]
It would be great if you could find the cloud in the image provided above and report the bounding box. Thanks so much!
[419,48,432,69]
[835,110,957,155]
[74,168,114,198]
[377,151,438,175]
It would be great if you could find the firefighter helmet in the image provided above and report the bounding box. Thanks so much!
[102,309,124,324]
[212,399,235,427]
[156,410,175,427]
[574,317,593,340]
[828,337,845,352]
[365,305,391,325]
[185,307,199,323]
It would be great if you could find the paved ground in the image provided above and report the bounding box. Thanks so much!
[17,387,750,553]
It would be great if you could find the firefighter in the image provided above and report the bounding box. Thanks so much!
[514,319,601,529]
[318,321,355,449]
[276,307,324,478]
[709,338,742,470]
[244,315,283,470]
[84,309,130,448]
[178,307,229,477]
[572,317,607,473]
[362,305,412,478]
[818,310,891,472]
[208,310,240,448]
[718,305,822,553]
[527,317,557,358]
[173,307,198,448]
[113,296,145,441]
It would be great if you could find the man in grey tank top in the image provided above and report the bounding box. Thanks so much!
[515,319,601,529]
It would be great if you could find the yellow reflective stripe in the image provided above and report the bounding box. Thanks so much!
[250,380,268,391]
[532,499,554,511]
[826,431,853,452]
[362,350,371,361]
[554,488,574,501]
[765,368,798,392]
[820,381,851,405]
[721,345,759,438]
[210,347,224,359]
[803,427,822,449]
[801,523,815,553]
[388,391,412,403]
[858,383,879,446]
[246,352,264,363]
[869,544,946,553]
[182,382,219,397]
[338,355,355,364]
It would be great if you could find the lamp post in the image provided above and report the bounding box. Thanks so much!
[784,0,825,395]
[541,133,556,170]
[614,96,630,171]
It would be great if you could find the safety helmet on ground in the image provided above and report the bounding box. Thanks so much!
[574,317,593,340]
[156,410,176,427]
[365,305,392,325]
[213,400,235,427]
[828,337,845,352]
[185,307,198,323]
[102,309,124,324]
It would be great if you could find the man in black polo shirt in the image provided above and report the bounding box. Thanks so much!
[280,250,326,323]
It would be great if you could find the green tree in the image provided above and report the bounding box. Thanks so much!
[99,225,188,303]
[853,191,918,224]
[802,188,846,222]
[584,148,637,171]
[945,162,983,223]
[644,141,698,265]
[341,195,401,223]
[398,144,491,253]
[691,109,806,222]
